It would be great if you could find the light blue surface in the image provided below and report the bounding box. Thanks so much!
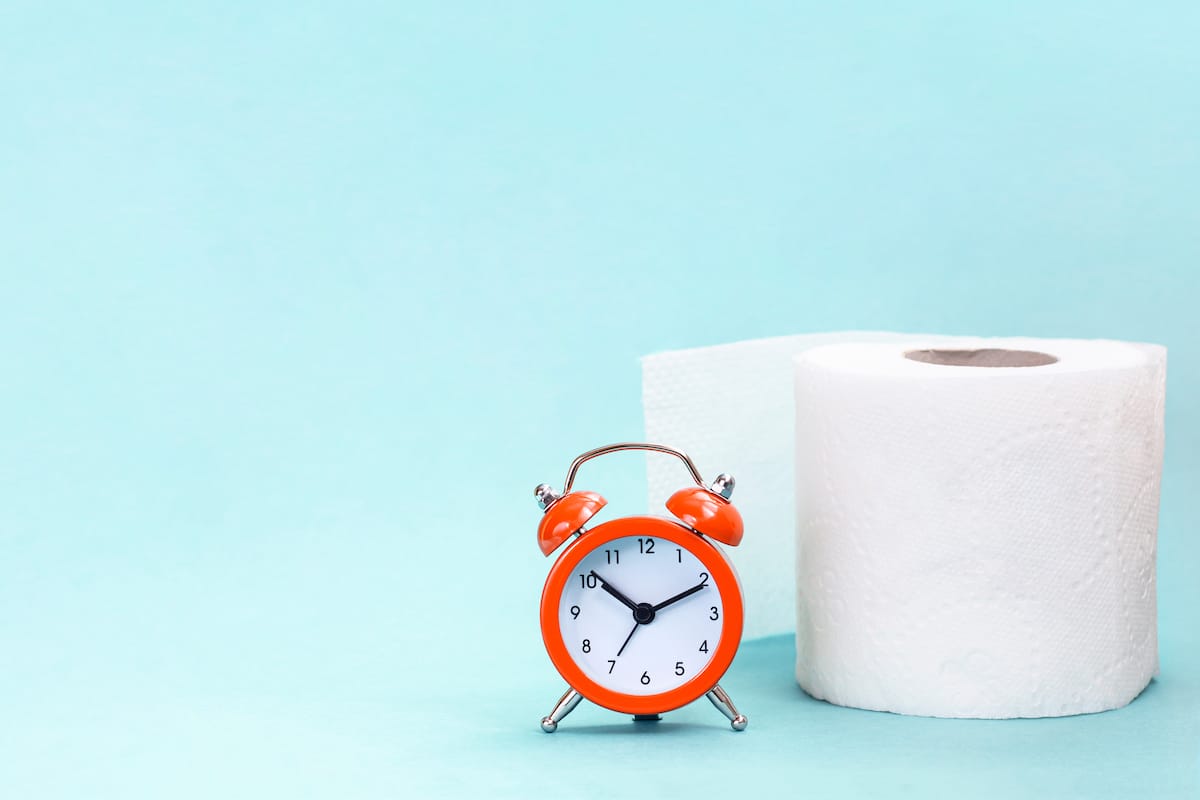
[1,2,1198,797]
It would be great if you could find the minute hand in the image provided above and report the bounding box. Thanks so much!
[652,581,708,612]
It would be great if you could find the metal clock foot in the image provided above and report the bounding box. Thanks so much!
[540,688,583,732]
[706,685,748,731]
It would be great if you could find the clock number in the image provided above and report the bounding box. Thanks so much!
[699,572,709,586]
[569,605,580,619]
[581,639,591,653]
[579,573,598,589]
[710,606,720,620]
[699,639,709,653]
[640,671,651,685]
[676,548,682,563]
[675,661,685,676]
[605,549,619,564]
[638,538,655,554]
[607,660,616,674]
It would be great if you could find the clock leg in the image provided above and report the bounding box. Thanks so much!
[705,685,748,731]
[540,688,583,733]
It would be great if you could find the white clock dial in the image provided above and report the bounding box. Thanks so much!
[557,534,724,695]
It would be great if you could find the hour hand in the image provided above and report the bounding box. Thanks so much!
[589,570,638,612]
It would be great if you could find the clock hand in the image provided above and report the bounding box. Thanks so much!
[651,580,708,612]
[589,570,639,612]
[616,621,639,657]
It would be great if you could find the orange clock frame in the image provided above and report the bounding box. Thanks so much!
[539,515,745,716]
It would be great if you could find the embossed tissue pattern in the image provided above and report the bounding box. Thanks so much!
[793,340,1164,718]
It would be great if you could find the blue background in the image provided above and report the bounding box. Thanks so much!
[2,2,1197,797]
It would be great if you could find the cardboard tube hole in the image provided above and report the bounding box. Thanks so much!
[904,348,1058,368]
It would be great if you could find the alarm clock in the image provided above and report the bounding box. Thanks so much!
[534,442,748,732]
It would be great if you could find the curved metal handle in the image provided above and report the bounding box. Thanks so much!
[562,442,706,494]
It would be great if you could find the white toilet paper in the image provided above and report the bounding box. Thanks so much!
[643,332,951,640]
[794,338,1164,718]
[642,333,1165,718]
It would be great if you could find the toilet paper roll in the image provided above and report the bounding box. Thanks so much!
[794,338,1164,718]
[643,331,954,640]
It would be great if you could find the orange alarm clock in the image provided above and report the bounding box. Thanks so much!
[534,443,748,732]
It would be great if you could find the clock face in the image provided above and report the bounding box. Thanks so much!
[556,534,724,696]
